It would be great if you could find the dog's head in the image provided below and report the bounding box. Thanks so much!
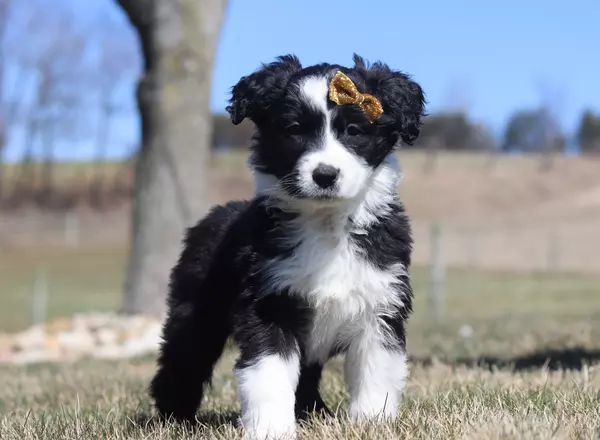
[226,54,425,205]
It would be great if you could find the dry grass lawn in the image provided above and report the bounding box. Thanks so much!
[1,244,599,438]
[1,349,599,439]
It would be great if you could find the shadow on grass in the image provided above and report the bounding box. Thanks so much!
[415,346,600,372]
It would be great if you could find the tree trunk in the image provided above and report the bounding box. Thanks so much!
[116,0,228,317]
[40,121,55,207]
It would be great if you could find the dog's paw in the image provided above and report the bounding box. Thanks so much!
[242,425,297,440]
[239,414,297,440]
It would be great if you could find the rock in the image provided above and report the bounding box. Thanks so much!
[0,313,164,365]
[120,321,162,358]
[44,333,61,353]
[0,334,12,362]
[57,330,96,355]
[78,312,114,332]
[45,317,73,334]
[12,326,46,352]
[458,324,474,339]
[95,328,118,346]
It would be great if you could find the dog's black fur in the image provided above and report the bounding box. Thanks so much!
[149,54,425,433]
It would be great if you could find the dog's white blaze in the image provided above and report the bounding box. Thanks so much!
[345,341,408,419]
[298,76,371,200]
[300,76,329,113]
[236,353,300,440]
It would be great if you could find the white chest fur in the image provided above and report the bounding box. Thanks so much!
[261,216,407,363]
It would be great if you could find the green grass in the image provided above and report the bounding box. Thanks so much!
[2,246,599,352]
[1,246,599,438]
[0,246,125,331]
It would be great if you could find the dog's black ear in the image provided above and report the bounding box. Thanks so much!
[352,54,426,146]
[226,55,303,125]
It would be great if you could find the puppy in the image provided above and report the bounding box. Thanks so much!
[150,54,425,440]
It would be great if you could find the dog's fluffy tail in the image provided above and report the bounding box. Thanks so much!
[149,202,249,423]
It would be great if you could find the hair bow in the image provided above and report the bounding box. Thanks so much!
[328,71,384,123]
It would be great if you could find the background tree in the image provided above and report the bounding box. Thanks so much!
[3,0,89,207]
[0,0,135,209]
[115,0,228,316]
[577,110,600,153]
[416,112,495,172]
[501,108,564,155]
[211,112,254,150]
[417,112,484,151]
[536,80,567,170]
[88,15,137,208]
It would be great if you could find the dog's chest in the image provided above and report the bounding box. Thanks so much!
[263,223,405,362]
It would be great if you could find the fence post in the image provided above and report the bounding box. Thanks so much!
[429,222,445,322]
[467,227,480,268]
[32,266,48,326]
[547,229,560,272]
[64,211,80,248]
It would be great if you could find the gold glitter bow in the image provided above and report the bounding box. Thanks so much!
[328,71,384,123]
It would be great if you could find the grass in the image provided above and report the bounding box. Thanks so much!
[1,245,599,337]
[0,350,599,439]
[0,246,125,331]
[1,245,600,438]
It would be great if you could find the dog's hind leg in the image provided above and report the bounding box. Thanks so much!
[149,202,247,423]
[149,300,231,424]
[295,363,332,420]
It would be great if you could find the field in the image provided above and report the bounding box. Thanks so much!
[1,151,600,438]
[2,151,600,272]
[1,244,600,439]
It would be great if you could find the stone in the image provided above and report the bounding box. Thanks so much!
[13,326,46,352]
[57,330,96,355]
[0,313,164,365]
[45,317,73,334]
[95,328,118,346]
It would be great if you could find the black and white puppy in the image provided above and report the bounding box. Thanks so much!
[150,54,425,440]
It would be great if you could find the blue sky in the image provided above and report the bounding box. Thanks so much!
[4,0,600,161]
[213,0,598,133]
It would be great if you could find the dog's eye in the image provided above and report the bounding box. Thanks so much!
[286,122,303,135]
[346,124,363,136]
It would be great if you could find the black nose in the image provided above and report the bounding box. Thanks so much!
[312,163,339,189]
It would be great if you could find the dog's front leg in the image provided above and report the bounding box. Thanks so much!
[234,296,302,440]
[343,320,408,421]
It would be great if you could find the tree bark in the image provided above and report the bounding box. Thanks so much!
[116,0,228,316]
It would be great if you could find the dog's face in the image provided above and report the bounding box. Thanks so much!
[226,55,425,203]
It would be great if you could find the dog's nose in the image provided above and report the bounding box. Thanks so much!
[312,163,339,189]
